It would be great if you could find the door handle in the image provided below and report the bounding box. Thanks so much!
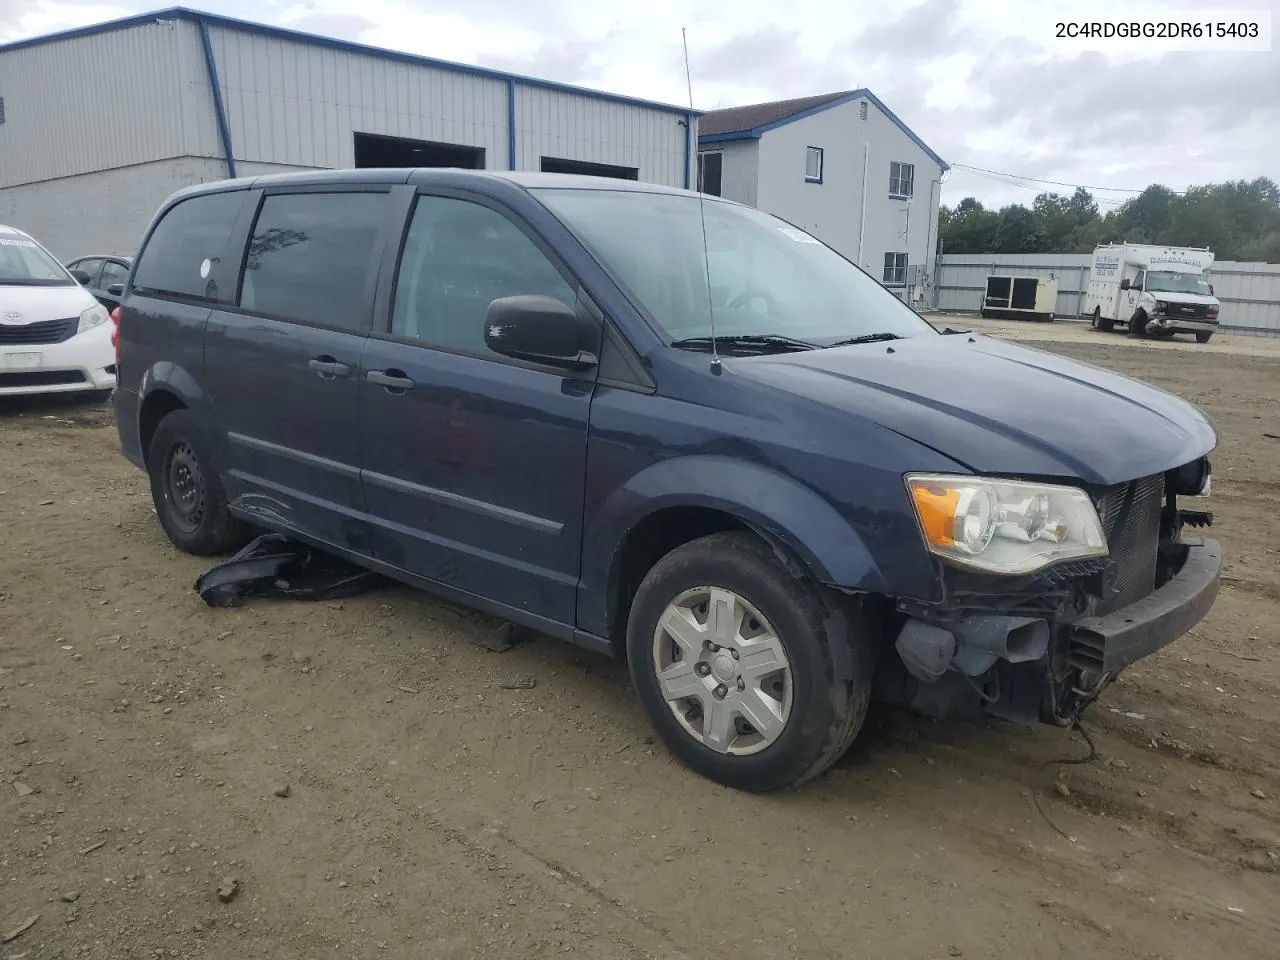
[367,369,416,393]
[308,356,352,379]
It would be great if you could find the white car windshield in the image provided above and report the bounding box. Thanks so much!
[1147,270,1213,296]
[0,234,73,286]
[533,189,936,348]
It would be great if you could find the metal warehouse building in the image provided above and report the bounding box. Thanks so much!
[0,6,698,259]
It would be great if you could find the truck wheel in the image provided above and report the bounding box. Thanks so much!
[626,531,873,792]
[1092,307,1114,332]
[147,409,248,556]
[1196,332,1213,344]
[1128,311,1149,338]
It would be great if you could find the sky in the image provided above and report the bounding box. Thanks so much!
[2,0,1276,210]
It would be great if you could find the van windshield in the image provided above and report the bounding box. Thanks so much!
[1147,270,1212,296]
[0,234,73,286]
[533,189,935,346]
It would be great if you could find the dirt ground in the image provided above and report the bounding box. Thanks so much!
[2,317,1278,960]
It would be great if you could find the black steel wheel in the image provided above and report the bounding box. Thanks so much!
[147,409,248,555]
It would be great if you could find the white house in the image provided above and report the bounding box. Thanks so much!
[697,90,947,301]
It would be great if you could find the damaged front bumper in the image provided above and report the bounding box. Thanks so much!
[1147,314,1218,335]
[887,538,1223,725]
[1068,539,1221,674]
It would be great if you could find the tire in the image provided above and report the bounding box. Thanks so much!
[1196,332,1213,344]
[1092,307,1114,332]
[625,531,873,792]
[147,409,248,555]
[1128,311,1148,338]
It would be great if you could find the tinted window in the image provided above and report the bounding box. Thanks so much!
[100,259,130,290]
[391,196,575,355]
[132,192,244,301]
[71,258,104,286]
[697,153,722,197]
[239,192,386,331]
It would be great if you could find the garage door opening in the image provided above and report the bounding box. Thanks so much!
[354,132,485,169]
[539,157,639,180]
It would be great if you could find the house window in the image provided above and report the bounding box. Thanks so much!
[697,152,723,196]
[889,161,914,198]
[805,146,823,183]
[883,252,908,285]
[859,100,868,121]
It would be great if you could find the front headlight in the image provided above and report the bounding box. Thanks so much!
[906,474,1108,575]
[1154,300,1169,313]
[77,303,110,336]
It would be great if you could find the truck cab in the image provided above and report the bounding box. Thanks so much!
[1086,243,1221,343]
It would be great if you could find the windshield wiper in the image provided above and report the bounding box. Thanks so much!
[669,334,818,354]
[825,332,904,348]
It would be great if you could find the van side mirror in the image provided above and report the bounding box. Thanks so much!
[1119,278,1130,291]
[484,295,597,370]
[107,283,125,297]
[70,268,92,285]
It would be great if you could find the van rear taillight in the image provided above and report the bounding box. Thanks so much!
[110,307,122,364]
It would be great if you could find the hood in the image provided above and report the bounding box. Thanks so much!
[740,334,1216,486]
[1146,291,1219,307]
[0,283,96,323]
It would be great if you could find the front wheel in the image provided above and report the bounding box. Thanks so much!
[1196,331,1213,344]
[626,532,873,792]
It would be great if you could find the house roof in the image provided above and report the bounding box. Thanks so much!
[698,92,850,137]
[698,88,948,171]
[0,6,699,118]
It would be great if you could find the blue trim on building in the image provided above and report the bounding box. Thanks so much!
[696,89,948,172]
[196,16,236,178]
[507,79,517,171]
[683,113,692,190]
[0,6,702,120]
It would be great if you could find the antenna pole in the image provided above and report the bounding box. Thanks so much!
[682,27,721,374]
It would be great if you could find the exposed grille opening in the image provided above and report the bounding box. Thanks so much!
[0,370,87,387]
[1093,474,1164,615]
[0,318,78,345]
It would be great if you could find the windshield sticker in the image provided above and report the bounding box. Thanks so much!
[0,238,38,248]
[200,258,212,279]
[778,226,820,244]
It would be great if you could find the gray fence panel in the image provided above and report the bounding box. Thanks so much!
[936,253,1280,337]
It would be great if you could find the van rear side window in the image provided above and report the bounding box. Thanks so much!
[238,192,386,331]
[132,192,245,301]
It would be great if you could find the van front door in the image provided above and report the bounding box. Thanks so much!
[203,186,395,553]
[1123,268,1144,320]
[358,192,598,628]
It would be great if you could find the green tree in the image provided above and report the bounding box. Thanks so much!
[938,176,1280,262]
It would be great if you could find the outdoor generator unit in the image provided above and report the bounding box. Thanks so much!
[980,275,1059,321]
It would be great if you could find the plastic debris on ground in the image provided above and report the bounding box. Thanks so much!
[194,533,385,608]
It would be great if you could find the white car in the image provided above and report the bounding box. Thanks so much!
[1,224,116,397]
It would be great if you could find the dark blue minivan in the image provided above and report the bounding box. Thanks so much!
[112,170,1222,791]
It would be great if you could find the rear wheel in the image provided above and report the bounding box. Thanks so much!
[1092,307,1114,332]
[147,409,248,555]
[1196,331,1213,344]
[626,532,873,792]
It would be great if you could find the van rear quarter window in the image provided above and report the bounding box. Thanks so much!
[239,192,387,331]
[133,192,245,301]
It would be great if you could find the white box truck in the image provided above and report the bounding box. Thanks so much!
[1084,243,1221,343]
